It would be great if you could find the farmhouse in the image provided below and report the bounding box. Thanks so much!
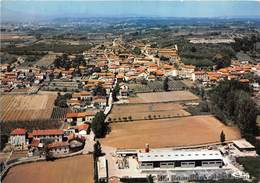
[9,128,27,149]
[72,91,92,100]
[31,129,64,142]
[68,123,90,136]
[47,141,70,156]
[137,149,224,169]
[66,111,96,125]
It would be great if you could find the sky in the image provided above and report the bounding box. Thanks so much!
[1,1,260,22]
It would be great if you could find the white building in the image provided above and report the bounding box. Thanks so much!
[66,111,96,125]
[47,141,70,156]
[137,150,224,169]
[10,128,27,149]
[31,129,64,142]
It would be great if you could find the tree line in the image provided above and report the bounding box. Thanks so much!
[209,79,258,141]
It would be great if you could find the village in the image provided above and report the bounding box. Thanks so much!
[0,30,260,183]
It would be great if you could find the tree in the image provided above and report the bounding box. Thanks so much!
[49,72,54,81]
[191,46,197,52]
[220,130,225,144]
[91,112,106,138]
[133,47,141,55]
[147,175,154,183]
[54,93,72,108]
[210,79,257,141]
[112,83,120,101]
[235,91,257,138]
[93,84,106,96]
[94,141,102,157]
[163,77,169,91]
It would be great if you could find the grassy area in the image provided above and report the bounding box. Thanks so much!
[237,157,260,183]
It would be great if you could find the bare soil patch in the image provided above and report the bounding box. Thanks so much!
[102,115,241,149]
[3,155,94,183]
[129,91,199,103]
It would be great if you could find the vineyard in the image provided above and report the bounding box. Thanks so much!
[51,107,70,120]
[0,94,56,122]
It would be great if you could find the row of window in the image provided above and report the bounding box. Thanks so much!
[142,153,219,158]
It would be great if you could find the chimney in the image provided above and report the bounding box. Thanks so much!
[145,143,149,153]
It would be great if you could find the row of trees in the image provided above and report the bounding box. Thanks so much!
[210,79,257,140]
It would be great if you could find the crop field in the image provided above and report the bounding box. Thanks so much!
[0,94,56,122]
[107,103,190,122]
[101,115,241,149]
[1,34,35,41]
[129,91,199,103]
[2,155,94,183]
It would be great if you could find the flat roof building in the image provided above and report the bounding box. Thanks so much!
[137,150,224,170]
[233,139,255,152]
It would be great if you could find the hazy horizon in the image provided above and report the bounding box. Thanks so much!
[1,1,260,22]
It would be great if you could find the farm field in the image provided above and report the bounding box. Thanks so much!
[107,103,191,122]
[101,115,241,149]
[0,94,56,122]
[129,91,199,103]
[2,155,94,183]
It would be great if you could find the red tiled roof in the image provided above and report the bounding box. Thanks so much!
[32,129,64,136]
[47,141,69,149]
[11,128,26,135]
[70,124,90,131]
[29,139,40,147]
[66,111,96,118]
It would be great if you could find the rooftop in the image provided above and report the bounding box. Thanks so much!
[138,150,223,162]
[10,128,26,135]
[233,139,255,149]
[32,129,64,136]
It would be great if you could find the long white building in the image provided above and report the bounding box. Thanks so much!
[137,150,224,169]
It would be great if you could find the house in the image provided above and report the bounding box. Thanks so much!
[72,91,92,101]
[66,111,96,125]
[178,65,195,79]
[31,129,64,142]
[92,97,107,110]
[9,128,27,149]
[68,124,90,136]
[47,141,70,156]
[28,139,42,156]
[119,84,129,97]
[192,71,208,82]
